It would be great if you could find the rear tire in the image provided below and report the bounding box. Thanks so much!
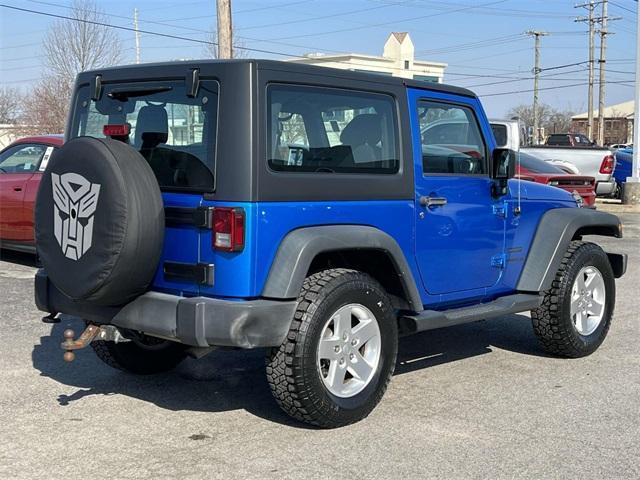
[266,268,397,428]
[91,332,187,375]
[531,241,615,358]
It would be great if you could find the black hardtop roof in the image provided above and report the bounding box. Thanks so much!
[76,59,477,99]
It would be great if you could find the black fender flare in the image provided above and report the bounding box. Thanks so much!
[261,225,423,312]
[517,208,624,292]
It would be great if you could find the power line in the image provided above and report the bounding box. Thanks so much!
[263,0,508,41]
[479,79,634,97]
[0,3,303,59]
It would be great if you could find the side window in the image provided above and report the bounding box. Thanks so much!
[0,144,47,173]
[418,101,487,175]
[268,84,399,174]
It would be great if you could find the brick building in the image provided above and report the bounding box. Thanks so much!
[571,100,634,145]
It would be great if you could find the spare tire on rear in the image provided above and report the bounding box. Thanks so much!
[35,136,164,306]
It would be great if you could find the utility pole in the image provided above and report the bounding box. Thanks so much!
[623,0,639,205]
[526,31,549,145]
[133,8,141,64]
[217,0,233,59]
[597,0,608,145]
[575,1,596,141]
[594,0,621,145]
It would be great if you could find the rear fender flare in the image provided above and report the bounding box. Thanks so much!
[261,225,423,312]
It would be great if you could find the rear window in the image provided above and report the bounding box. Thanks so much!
[71,80,218,192]
[267,84,399,174]
[546,134,570,146]
[490,124,508,148]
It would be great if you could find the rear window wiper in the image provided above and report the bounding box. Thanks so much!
[107,85,173,101]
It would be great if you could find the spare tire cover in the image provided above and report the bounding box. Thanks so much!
[35,136,164,306]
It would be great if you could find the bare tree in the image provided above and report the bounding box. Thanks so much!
[43,0,122,80]
[202,29,248,59]
[19,77,72,134]
[21,0,122,134]
[507,103,575,136]
[0,87,22,124]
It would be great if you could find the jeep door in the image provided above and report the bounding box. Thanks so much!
[409,89,504,298]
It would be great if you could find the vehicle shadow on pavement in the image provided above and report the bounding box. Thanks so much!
[31,313,550,427]
[395,313,551,375]
[0,249,38,268]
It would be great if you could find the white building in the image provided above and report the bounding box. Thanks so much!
[289,32,447,83]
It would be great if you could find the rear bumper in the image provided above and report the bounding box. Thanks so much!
[595,180,616,196]
[35,270,296,349]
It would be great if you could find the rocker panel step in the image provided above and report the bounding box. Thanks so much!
[400,294,542,335]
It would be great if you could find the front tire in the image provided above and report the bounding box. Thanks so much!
[531,241,615,358]
[266,269,398,428]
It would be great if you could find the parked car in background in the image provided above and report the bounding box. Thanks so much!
[609,143,630,151]
[546,158,581,174]
[489,119,526,151]
[521,144,615,196]
[515,152,596,207]
[613,147,633,198]
[0,135,63,253]
[545,133,594,147]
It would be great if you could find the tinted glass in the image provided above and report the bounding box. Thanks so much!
[268,85,399,174]
[518,152,565,174]
[0,144,47,173]
[546,134,570,145]
[418,101,486,175]
[71,80,218,192]
[491,123,508,148]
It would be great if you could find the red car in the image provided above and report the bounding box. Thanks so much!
[0,135,64,253]
[516,152,596,208]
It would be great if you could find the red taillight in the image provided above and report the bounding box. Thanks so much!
[599,155,615,174]
[103,124,130,137]
[213,207,245,252]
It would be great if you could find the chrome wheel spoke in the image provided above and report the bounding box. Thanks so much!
[588,300,604,318]
[348,352,374,381]
[325,359,347,390]
[333,308,351,337]
[570,294,581,316]
[318,337,341,360]
[576,272,587,292]
[352,319,378,345]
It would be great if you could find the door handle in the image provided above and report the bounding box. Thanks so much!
[13,186,22,192]
[419,196,447,207]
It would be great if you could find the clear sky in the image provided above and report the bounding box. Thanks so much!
[0,0,637,117]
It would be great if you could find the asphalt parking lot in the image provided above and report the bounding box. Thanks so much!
[0,212,638,480]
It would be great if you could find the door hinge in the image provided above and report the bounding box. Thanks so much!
[492,203,507,218]
[491,254,507,269]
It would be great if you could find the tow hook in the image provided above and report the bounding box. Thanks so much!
[61,324,101,362]
[61,324,127,362]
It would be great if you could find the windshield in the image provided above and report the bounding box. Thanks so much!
[71,80,218,192]
[518,152,565,174]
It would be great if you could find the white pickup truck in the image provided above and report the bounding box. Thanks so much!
[490,120,616,196]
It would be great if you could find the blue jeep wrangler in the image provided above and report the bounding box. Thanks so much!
[34,60,627,428]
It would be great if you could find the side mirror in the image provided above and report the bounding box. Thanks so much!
[491,148,516,197]
[491,148,516,180]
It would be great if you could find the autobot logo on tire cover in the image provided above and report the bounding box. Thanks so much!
[51,172,101,261]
